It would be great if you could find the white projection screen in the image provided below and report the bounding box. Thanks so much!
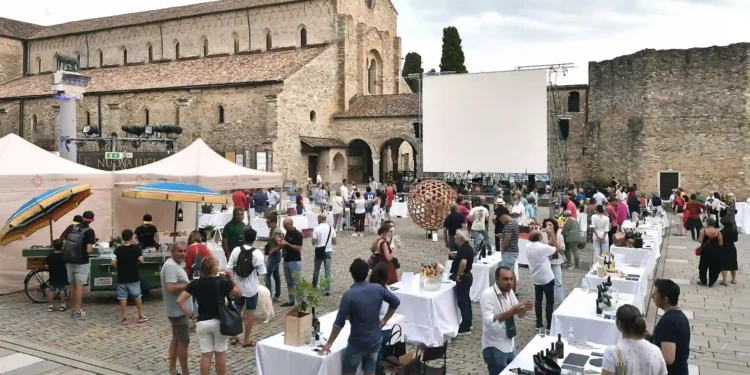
[422,70,548,173]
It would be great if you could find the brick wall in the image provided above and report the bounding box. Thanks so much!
[548,86,587,185]
[0,37,23,84]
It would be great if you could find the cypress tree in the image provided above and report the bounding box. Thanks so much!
[439,26,467,73]
[401,52,424,93]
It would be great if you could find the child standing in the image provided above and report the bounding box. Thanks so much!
[46,239,69,312]
[112,229,148,325]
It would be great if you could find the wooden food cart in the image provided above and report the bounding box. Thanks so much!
[22,247,168,303]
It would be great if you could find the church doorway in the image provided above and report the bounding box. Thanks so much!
[346,139,373,183]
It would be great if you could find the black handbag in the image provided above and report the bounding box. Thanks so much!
[216,279,243,336]
[314,227,332,259]
[383,324,407,359]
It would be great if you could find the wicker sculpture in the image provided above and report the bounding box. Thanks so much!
[408,180,457,231]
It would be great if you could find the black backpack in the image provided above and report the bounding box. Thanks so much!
[235,245,255,278]
[63,226,90,263]
[136,224,154,246]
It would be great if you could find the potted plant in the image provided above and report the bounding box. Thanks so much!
[109,236,123,249]
[284,272,329,346]
[202,224,216,242]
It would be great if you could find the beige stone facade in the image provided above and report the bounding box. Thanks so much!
[0,0,417,187]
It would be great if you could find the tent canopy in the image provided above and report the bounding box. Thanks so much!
[0,133,114,191]
[114,138,282,190]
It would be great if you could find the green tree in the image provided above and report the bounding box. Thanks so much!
[439,26,467,73]
[402,52,424,93]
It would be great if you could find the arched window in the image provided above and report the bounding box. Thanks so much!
[123,48,128,64]
[203,39,209,57]
[31,115,38,132]
[175,42,180,60]
[99,50,103,67]
[148,45,153,62]
[36,57,41,73]
[558,119,570,140]
[300,27,307,47]
[86,111,91,126]
[265,31,272,51]
[568,91,580,113]
[76,54,81,64]
[218,105,225,123]
[368,59,377,95]
[143,108,150,125]
[233,35,240,54]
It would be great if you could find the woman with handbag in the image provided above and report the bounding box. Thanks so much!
[602,304,667,375]
[177,257,241,375]
[697,218,724,287]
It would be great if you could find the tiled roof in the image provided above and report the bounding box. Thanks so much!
[0,17,43,39]
[334,93,419,118]
[29,0,302,39]
[300,136,347,148]
[0,45,329,100]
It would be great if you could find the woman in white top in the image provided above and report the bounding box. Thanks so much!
[603,304,667,375]
[370,197,383,234]
[525,228,564,332]
[591,204,611,264]
[352,191,367,237]
[541,218,566,303]
[330,190,345,231]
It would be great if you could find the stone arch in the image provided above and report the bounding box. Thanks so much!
[378,137,418,185]
[367,49,383,95]
[146,43,154,62]
[35,56,41,73]
[365,27,384,43]
[298,24,307,47]
[347,139,374,183]
[263,28,272,51]
[201,35,209,57]
[232,32,240,53]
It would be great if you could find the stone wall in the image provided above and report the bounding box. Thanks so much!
[547,86,587,185]
[587,43,750,198]
[0,37,23,84]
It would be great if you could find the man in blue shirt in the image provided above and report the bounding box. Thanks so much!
[251,189,268,218]
[319,258,400,375]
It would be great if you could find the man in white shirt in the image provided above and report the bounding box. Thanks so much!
[226,227,267,347]
[267,187,280,210]
[340,179,350,201]
[593,188,607,206]
[480,266,532,375]
[368,176,379,194]
[311,214,337,296]
[510,192,526,226]
[469,198,492,251]
[525,229,564,332]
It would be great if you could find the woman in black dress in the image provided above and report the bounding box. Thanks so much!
[697,217,724,287]
[720,217,738,286]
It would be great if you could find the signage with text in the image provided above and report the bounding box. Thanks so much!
[79,151,169,171]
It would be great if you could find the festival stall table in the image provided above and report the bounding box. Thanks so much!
[609,246,655,276]
[646,214,669,234]
[584,265,648,310]
[306,212,334,229]
[391,200,409,218]
[251,215,310,240]
[256,310,404,375]
[736,202,750,234]
[445,251,509,303]
[500,335,606,375]
[390,280,460,347]
[516,238,530,266]
[550,288,639,346]
[578,212,588,239]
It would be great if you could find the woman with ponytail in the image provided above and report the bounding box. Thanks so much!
[602,304,667,375]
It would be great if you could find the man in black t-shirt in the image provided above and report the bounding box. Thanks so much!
[113,229,147,325]
[443,204,466,253]
[450,229,474,334]
[648,279,690,375]
[278,218,303,307]
[66,210,97,318]
[134,214,159,249]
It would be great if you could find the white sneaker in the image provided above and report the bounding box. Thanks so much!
[358,233,364,237]
[352,233,358,237]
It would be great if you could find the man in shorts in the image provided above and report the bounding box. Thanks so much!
[66,210,96,318]
[161,242,191,375]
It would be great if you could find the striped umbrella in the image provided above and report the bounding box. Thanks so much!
[0,184,93,246]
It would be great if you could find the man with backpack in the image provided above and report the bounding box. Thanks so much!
[226,227,266,347]
[63,210,96,318]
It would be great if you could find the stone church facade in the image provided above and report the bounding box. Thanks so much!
[0,0,419,185]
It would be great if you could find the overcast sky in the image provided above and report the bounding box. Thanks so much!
[5,0,749,84]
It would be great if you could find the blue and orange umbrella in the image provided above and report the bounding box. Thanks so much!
[0,184,93,246]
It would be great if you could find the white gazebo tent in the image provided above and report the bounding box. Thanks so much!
[113,138,283,233]
[0,133,114,294]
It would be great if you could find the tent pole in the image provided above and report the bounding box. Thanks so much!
[173,202,179,241]
[48,216,54,245]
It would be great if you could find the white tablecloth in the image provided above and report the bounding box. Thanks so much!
[646,214,669,234]
[391,281,460,347]
[500,335,606,375]
[584,265,648,311]
[252,215,309,239]
[207,242,227,270]
[516,239,529,266]
[256,311,404,375]
[578,212,588,238]
[306,212,334,229]
[550,288,638,346]
[391,201,409,218]
[736,202,750,234]
[469,252,504,302]
[198,212,233,229]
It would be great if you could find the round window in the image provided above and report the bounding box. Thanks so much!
[310,110,317,122]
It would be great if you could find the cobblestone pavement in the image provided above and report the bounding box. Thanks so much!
[0,213,594,375]
[656,229,750,375]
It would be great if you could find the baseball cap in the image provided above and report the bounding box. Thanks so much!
[82,211,95,222]
[72,215,82,224]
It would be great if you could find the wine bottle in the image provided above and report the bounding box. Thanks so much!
[550,342,556,357]
[596,294,603,315]
[555,333,564,359]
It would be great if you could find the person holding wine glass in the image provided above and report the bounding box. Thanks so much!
[480,266,533,375]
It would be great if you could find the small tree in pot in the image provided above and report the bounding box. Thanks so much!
[283,272,329,346]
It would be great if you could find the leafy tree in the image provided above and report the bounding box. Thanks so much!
[401,52,424,93]
[439,26,467,73]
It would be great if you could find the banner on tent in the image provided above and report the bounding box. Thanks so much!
[79,151,169,171]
